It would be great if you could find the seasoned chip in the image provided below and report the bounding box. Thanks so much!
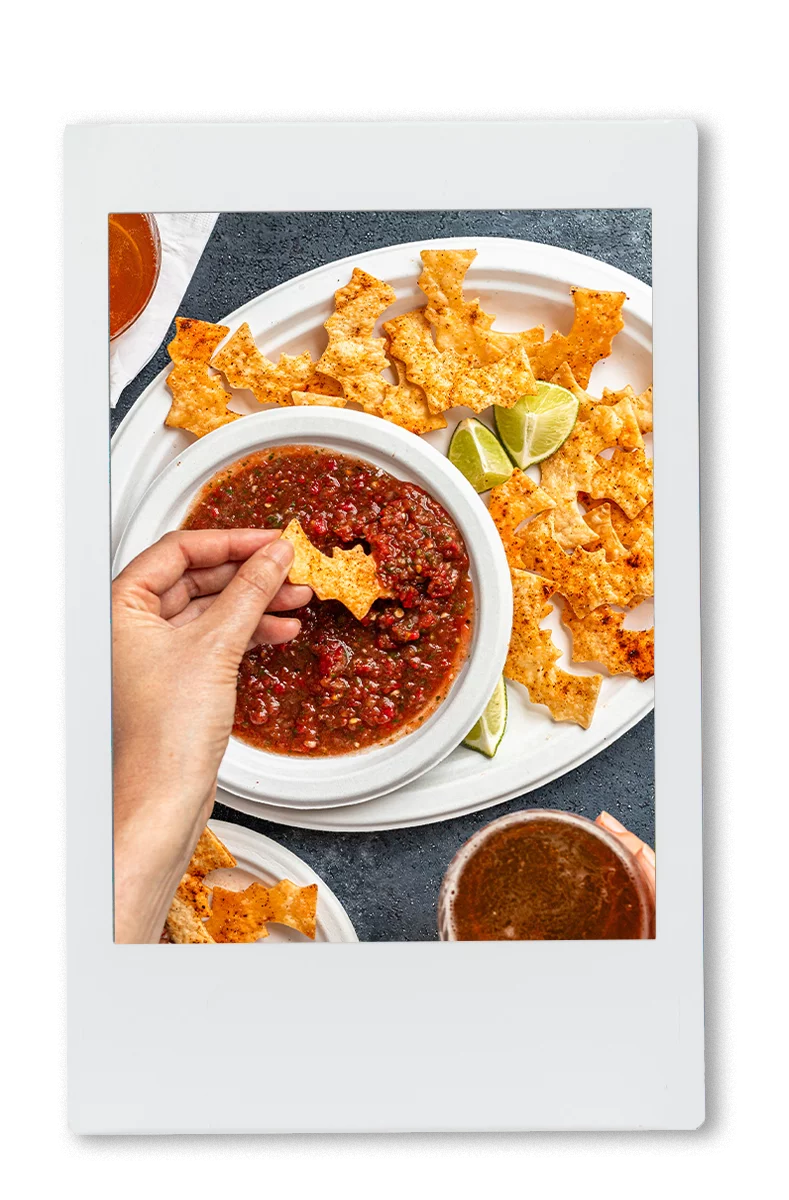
[450,342,538,412]
[538,393,643,549]
[530,288,626,388]
[176,874,211,917]
[504,570,602,728]
[212,322,317,407]
[165,895,215,944]
[205,883,272,943]
[514,512,653,616]
[366,355,447,434]
[488,470,555,554]
[187,826,237,878]
[419,249,544,365]
[562,605,655,681]
[315,268,396,408]
[290,390,347,407]
[589,447,653,518]
[583,502,628,560]
[267,879,318,940]
[579,498,653,550]
[281,519,384,620]
[165,317,240,438]
[383,308,464,413]
[598,384,653,434]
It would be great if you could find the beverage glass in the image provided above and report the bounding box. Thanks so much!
[108,213,162,340]
[438,808,655,941]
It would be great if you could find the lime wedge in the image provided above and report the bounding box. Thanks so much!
[448,418,513,493]
[463,676,508,758]
[494,382,579,469]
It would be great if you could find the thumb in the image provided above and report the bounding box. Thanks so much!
[201,536,294,654]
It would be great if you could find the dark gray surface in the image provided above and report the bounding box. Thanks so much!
[112,210,654,941]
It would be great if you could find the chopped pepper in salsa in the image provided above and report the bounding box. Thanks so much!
[183,446,474,756]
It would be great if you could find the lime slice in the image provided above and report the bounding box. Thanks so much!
[448,418,513,493]
[463,676,508,758]
[494,382,579,469]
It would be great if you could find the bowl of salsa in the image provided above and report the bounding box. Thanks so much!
[438,809,655,940]
[113,408,513,809]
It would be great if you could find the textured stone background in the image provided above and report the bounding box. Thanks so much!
[112,210,653,941]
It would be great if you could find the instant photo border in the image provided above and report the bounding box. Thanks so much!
[65,120,702,1133]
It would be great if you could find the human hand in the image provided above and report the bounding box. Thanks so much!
[596,811,656,897]
[112,528,311,943]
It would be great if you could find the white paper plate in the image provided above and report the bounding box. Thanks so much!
[112,236,653,832]
[205,820,358,942]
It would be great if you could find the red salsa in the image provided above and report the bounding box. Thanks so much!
[183,446,474,756]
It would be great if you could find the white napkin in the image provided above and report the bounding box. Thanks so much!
[109,212,219,406]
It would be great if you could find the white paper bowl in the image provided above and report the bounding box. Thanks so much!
[113,408,513,809]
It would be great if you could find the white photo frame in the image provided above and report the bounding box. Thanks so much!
[66,120,702,1133]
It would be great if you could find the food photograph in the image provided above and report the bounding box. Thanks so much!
[110,210,655,945]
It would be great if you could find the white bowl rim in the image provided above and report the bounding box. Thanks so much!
[113,407,513,809]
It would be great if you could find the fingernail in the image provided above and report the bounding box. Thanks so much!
[599,811,627,832]
[266,539,292,566]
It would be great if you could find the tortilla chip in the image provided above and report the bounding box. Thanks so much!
[504,570,602,728]
[315,268,396,409]
[530,288,627,388]
[383,308,465,413]
[583,502,628,560]
[211,322,317,408]
[165,895,215,944]
[450,343,538,412]
[597,384,652,434]
[187,827,237,878]
[205,883,272,943]
[562,605,655,681]
[589,447,653,518]
[281,519,384,620]
[267,879,318,940]
[419,249,543,366]
[165,317,240,438]
[538,393,643,549]
[580,498,653,548]
[291,390,347,407]
[488,470,555,554]
[514,512,653,616]
[366,355,447,434]
[176,873,211,918]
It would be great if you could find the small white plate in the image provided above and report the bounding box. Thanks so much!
[114,408,512,809]
[205,819,358,943]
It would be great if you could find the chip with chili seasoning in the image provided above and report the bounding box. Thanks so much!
[315,268,396,409]
[383,308,464,413]
[488,470,555,557]
[515,512,654,616]
[588,446,654,518]
[583,501,628,561]
[561,604,655,681]
[176,874,211,917]
[187,826,237,877]
[419,248,544,365]
[504,569,602,728]
[212,321,318,407]
[367,356,447,435]
[281,519,387,620]
[165,894,216,943]
[205,882,272,943]
[529,289,627,388]
[267,879,318,940]
[165,317,240,439]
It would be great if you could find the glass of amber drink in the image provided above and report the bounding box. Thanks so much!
[438,809,655,941]
[108,213,161,340]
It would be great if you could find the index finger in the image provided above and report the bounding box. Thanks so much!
[114,529,282,600]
